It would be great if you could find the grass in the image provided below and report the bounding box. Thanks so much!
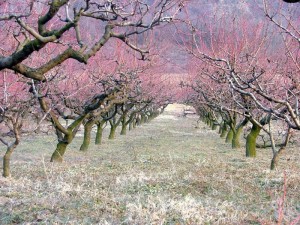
[0,104,299,224]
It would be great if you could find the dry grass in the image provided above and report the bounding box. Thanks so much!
[0,104,299,224]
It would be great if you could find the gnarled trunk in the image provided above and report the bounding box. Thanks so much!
[232,118,249,149]
[141,114,146,124]
[3,144,17,177]
[270,147,285,170]
[50,122,83,162]
[208,119,212,128]
[136,116,141,126]
[220,123,228,138]
[225,129,234,143]
[109,125,117,140]
[2,122,21,177]
[232,126,243,148]
[246,123,261,157]
[129,121,133,131]
[120,123,127,135]
[120,120,127,135]
[218,122,223,134]
[80,120,94,152]
[108,116,122,140]
[51,141,68,162]
[39,96,86,162]
[50,118,84,162]
[212,121,218,130]
[95,121,105,145]
[270,128,291,170]
[133,119,137,128]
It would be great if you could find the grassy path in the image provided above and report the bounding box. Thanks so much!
[0,104,299,224]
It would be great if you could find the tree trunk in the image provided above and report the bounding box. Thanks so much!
[270,147,285,170]
[232,126,243,148]
[51,142,68,162]
[120,115,128,135]
[212,122,218,130]
[120,120,127,135]
[218,122,223,134]
[232,118,248,149]
[95,122,105,145]
[132,119,137,128]
[148,113,154,121]
[208,119,212,128]
[220,123,228,138]
[3,145,16,177]
[136,116,141,126]
[225,129,233,143]
[205,117,210,125]
[109,125,117,140]
[80,121,94,152]
[246,123,261,157]
[141,114,146,124]
[145,115,149,123]
[51,116,84,162]
[129,121,133,131]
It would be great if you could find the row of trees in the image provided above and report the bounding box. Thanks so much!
[179,0,300,170]
[0,53,176,177]
[0,0,185,177]
[0,0,298,177]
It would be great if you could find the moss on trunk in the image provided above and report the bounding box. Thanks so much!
[80,121,94,152]
[108,126,117,140]
[51,142,68,162]
[95,121,105,145]
[231,118,249,149]
[3,145,16,177]
[220,123,228,138]
[39,96,86,162]
[136,117,141,126]
[141,114,146,124]
[208,119,212,128]
[246,123,261,157]
[212,122,218,130]
[120,124,127,135]
[120,117,127,135]
[225,129,233,143]
[232,126,243,149]
[218,122,223,134]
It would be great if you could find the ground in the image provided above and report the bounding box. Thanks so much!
[0,104,299,224]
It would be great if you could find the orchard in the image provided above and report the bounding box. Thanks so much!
[0,0,300,224]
